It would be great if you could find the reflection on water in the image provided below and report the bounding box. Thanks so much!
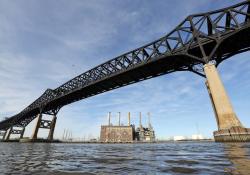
[0,142,249,174]
[223,143,250,174]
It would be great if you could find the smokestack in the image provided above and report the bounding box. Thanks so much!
[108,112,111,126]
[139,112,142,127]
[128,112,131,126]
[148,112,151,127]
[118,112,121,126]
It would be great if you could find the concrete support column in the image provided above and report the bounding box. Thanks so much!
[31,114,42,140]
[48,115,57,141]
[205,81,220,127]
[4,127,12,141]
[204,63,250,142]
[204,63,242,130]
[20,127,25,139]
[0,131,7,140]
[2,131,7,140]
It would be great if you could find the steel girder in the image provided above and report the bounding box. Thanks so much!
[10,128,24,135]
[0,1,250,130]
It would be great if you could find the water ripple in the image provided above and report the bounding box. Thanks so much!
[0,142,250,174]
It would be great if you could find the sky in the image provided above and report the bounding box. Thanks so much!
[0,0,249,140]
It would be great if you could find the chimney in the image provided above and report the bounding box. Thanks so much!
[148,112,151,127]
[118,112,121,126]
[139,112,142,127]
[108,112,111,126]
[128,112,131,126]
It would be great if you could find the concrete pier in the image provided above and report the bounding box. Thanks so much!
[31,114,42,140]
[3,127,25,141]
[4,127,12,141]
[20,127,25,139]
[204,63,250,142]
[30,113,57,142]
[214,127,250,142]
[48,115,57,141]
[0,130,7,140]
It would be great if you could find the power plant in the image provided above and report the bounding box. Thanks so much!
[100,112,155,143]
[135,112,155,142]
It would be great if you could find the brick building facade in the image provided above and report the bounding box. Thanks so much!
[100,125,134,143]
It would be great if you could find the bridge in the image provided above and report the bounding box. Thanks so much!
[0,1,250,142]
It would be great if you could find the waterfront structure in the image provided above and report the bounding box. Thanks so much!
[191,134,204,140]
[0,130,6,141]
[4,127,25,141]
[31,113,57,141]
[100,112,155,143]
[0,2,250,142]
[173,136,186,141]
[100,112,135,143]
[135,113,155,142]
[100,125,135,143]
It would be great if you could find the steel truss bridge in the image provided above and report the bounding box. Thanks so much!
[0,1,250,131]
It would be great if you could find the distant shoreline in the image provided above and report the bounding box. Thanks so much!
[58,139,214,144]
[1,138,214,144]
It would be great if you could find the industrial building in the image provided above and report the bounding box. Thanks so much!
[100,112,135,142]
[135,113,155,142]
[100,125,135,142]
[100,112,155,143]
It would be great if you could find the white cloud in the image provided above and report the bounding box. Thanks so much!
[0,0,249,139]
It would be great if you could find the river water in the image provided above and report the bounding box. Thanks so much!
[0,142,250,174]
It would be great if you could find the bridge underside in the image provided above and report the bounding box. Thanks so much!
[14,27,250,129]
[0,1,250,142]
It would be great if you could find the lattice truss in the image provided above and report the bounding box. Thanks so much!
[10,128,24,135]
[40,120,52,129]
[28,1,250,109]
[0,131,6,136]
[0,1,250,130]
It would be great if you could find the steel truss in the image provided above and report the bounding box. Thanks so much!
[0,1,250,130]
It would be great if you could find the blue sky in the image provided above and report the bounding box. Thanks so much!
[0,0,249,140]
